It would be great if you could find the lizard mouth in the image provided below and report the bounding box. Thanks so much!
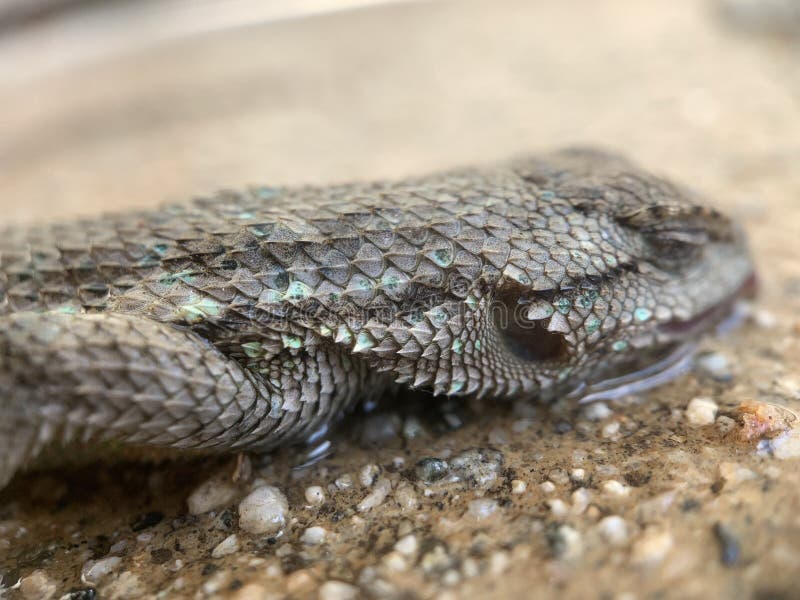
[568,271,757,404]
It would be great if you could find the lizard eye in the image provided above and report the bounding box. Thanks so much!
[493,284,569,363]
[644,229,707,272]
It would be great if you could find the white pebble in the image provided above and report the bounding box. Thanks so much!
[109,540,127,554]
[597,516,629,545]
[570,488,591,515]
[359,464,381,487]
[211,534,239,558]
[319,580,360,600]
[685,397,719,426]
[304,485,326,506]
[547,498,569,517]
[570,468,586,482]
[382,551,408,572]
[394,534,418,556]
[238,485,289,534]
[540,481,556,494]
[300,526,327,546]
[602,480,630,497]
[81,556,122,585]
[357,477,392,512]
[334,474,355,490]
[601,421,621,438]
[186,475,239,515]
[488,551,511,575]
[510,479,527,494]
[394,482,419,510]
[631,528,673,567]
[465,498,498,520]
[583,402,613,421]
[555,525,583,560]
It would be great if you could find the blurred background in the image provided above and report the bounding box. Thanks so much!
[1,0,798,233]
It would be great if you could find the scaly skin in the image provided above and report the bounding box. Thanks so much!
[0,149,754,486]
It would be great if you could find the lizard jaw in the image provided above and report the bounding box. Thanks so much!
[567,270,757,404]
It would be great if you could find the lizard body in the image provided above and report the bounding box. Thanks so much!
[0,149,754,486]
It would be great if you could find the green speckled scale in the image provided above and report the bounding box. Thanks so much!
[0,149,753,486]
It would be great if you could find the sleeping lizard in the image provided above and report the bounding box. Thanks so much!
[0,148,755,487]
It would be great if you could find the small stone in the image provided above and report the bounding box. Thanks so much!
[685,397,719,427]
[510,480,527,494]
[488,551,511,575]
[359,464,381,487]
[334,474,355,490]
[415,457,450,483]
[694,352,733,382]
[394,482,419,510]
[601,421,621,439]
[631,528,673,567]
[548,524,583,560]
[81,556,122,585]
[382,551,408,572]
[582,402,613,421]
[597,516,629,545]
[394,534,418,556]
[465,498,498,520]
[187,474,239,515]
[304,486,326,506]
[211,534,239,558]
[357,477,392,512]
[570,488,591,515]
[602,480,631,497]
[300,526,327,546]
[231,583,270,600]
[547,498,569,517]
[319,580,360,600]
[712,523,741,566]
[570,468,586,482]
[103,571,145,598]
[540,481,556,494]
[109,540,127,554]
[238,485,289,534]
[449,448,504,487]
[19,570,56,600]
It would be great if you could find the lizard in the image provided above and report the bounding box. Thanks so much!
[0,148,755,488]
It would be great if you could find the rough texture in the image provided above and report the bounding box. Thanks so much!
[0,150,752,486]
[1,0,800,598]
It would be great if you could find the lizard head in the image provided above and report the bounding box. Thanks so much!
[478,149,755,402]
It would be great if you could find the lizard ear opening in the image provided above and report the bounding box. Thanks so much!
[492,283,569,363]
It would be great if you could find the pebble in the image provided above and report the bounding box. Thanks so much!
[570,468,586,482]
[231,583,270,600]
[334,474,355,490]
[597,516,629,545]
[357,477,392,512]
[602,480,631,497]
[394,482,420,510]
[631,528,673,567]
[300,526,327,546]
[601,421,621,439]
[510,479,527,494]
[19,570,56,600]
[187,475,239,515]
[81,556,122,585]
[540,481,556,494]
[359,464,381,487]
[582,402,613,421]
[238,485,289,535]
[304,485,326,506]
[448,448,504,487]
[319,580,360,600]
[685,397,719,427]
[548,525,583,560]
[570,488,591,515]
[415,458,450,483]
[211,534,239,558]
[394,534,418,556]
[382,551,409,572]
[694,352,733,382]
[488,551,511,575]
[547,498,569,517]
[465,498,499,520]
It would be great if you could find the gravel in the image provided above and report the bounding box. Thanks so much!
[237,486,289,535]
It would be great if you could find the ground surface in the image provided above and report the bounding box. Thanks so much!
[1,1,800,598]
